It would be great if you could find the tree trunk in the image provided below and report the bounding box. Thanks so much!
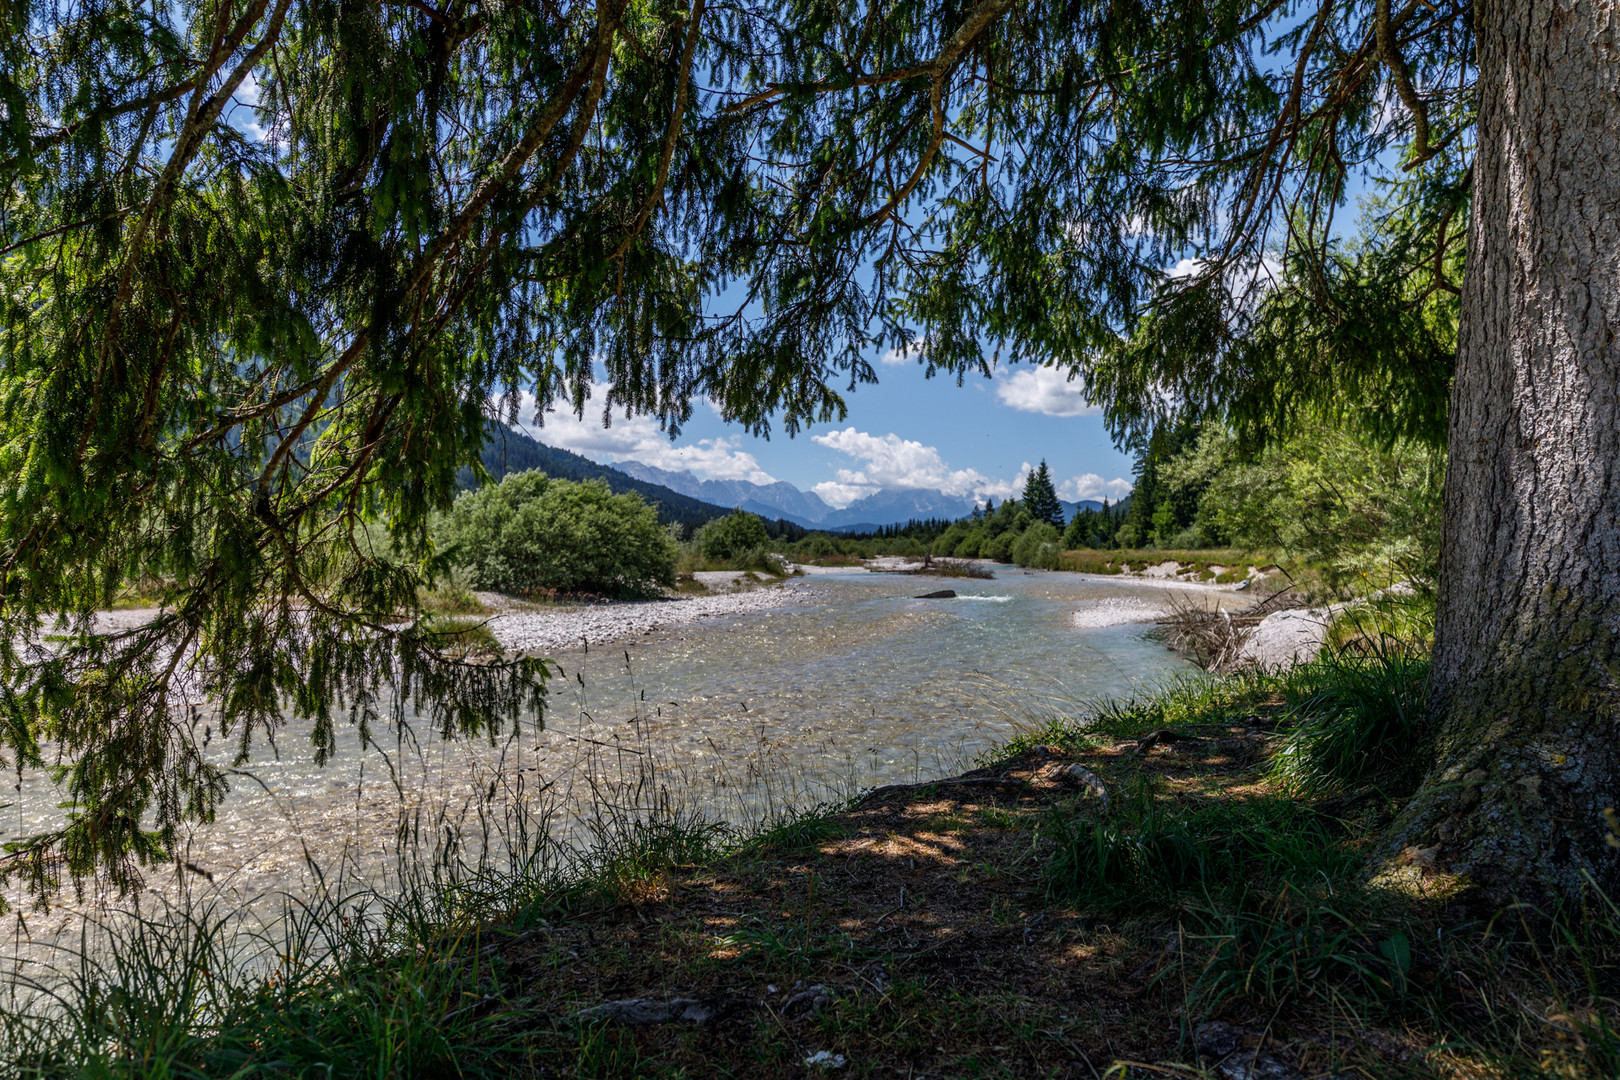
[1386,0,1620,902]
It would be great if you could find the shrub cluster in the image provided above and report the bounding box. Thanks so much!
[696,509,770,562]
[438,471,676,597]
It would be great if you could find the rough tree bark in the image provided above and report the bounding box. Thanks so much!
[1388,0,1620,901]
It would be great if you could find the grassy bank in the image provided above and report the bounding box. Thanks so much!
[4,658,1614,1077]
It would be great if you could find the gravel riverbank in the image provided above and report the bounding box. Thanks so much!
[487,584,807,654]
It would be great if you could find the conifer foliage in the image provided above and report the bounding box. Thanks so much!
[1021,462,1065,528]
[0,0,1499,895]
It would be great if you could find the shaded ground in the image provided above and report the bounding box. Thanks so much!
[456,714,1509,1078]
[495,750,1185,1078]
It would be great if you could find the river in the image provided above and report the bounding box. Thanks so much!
[0,568,1218,969]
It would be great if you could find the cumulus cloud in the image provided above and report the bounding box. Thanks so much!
[515,390,777,484]
[993,366,1100,418]
[810,473,881,508]
[879,339,924,366]
[809,428,1024,507]
[1060,473,1134,502]
[1165,256,1283,297]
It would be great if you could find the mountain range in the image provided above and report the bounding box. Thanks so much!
[613,461,1115,530]
[470,425,732,530]
[471,425,1124,531]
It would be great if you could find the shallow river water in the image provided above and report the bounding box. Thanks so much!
[1,568,1216,967]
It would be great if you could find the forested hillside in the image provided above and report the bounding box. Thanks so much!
[463,425,731,532]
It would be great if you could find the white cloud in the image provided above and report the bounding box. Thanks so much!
[809,428,1023,505]
[229,71,274,144]
[1165,256,1283,298]
[1060,473,1134,502]
[811,474,881,508]
[515,390,777,484]
[993,366,1100,418]
[879,339,924,366]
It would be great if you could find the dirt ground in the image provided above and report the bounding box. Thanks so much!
[479,721,1445,1079]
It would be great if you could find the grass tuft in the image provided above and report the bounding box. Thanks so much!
[739,805,848,855]
[1269,645,1431,799]
[1042,786,1358,906]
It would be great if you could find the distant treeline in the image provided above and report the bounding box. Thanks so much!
[778,424,1440,592]
[463,420,1437,590]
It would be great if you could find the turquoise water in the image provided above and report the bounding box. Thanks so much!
[1,569,1202,940]
[545,570,1196,806]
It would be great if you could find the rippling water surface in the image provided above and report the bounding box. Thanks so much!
[2,569,1208,960]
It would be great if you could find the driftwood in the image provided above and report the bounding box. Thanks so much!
[879,556,996,580]
[1054,763,1111,809]
[1126,728,1189,756]
[1156,593,1262,671]
[1156,580,1310,671]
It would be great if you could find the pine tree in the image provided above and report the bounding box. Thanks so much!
[1021,461,1064,527]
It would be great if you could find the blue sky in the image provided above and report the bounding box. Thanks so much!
[520,356,1139,509]
[223,74,1138,509]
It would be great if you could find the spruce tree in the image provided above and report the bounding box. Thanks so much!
[1021,461,1064,527]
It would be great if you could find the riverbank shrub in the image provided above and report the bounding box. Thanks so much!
[696,509,769,563]
[983,530,1016,562]
[1161,422,1444,589]
[438,471,675,597]
[1011,521,1062,568]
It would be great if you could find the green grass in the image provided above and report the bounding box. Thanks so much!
[1018,654,1619,1075]
[1079,668,1285,737]
[737,804,849,855]
[420,584,492,616]
[672,572,710,594]
[1041,786,1361,907]
[419,613,503,656]
[1325,588,1436,653]
[1269,645,1432,798]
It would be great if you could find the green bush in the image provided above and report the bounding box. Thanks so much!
[930,521,968,557]
[983,530,1017,563]
[953,531,983,558]
[1011,521,1062,568]
[697,510,769,562]
[438,471,675,597]
[803,534,838,559]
